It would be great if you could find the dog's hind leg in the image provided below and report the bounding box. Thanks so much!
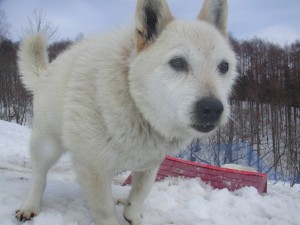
[15,130,63,221]
[123,167,159,225]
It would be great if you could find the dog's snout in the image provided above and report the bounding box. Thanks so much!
[195,97,224,123]
[192,97,224,133]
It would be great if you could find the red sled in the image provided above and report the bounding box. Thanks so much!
[123,156,267,194]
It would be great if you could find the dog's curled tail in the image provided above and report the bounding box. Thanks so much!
[18,34,49,92]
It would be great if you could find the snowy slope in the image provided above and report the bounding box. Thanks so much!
[0,120,300,225]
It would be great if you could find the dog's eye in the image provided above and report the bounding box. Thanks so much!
[169,57,188,72]
[218,61,229,74]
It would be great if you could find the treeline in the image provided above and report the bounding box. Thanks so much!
[0,36,299,185]
[232,37,300,107]
[0,38,72,124]
[231,37,299,185]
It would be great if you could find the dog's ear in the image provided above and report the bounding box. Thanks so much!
[198,0,228,35]
[135,0,173,52]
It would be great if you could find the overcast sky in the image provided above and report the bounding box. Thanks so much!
[1,0,299,45]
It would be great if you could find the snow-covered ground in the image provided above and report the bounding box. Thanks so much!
[1,120,300,225]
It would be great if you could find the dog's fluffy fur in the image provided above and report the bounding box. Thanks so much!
[16,0,237,224]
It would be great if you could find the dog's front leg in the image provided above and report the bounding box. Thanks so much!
[124,166,159,225]
[74,161,119,225]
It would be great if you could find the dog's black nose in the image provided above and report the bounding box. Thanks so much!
[192,97,224,133]
[195,97,224,123]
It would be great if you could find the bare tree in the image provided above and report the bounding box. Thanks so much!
[0,39,31,125]
[0,10,10,44]
[75,32,84,42]
[22,9,58,41]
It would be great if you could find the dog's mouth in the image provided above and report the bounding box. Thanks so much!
[191,124,216,133]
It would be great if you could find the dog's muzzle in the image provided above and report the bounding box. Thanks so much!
[191,97,224,133]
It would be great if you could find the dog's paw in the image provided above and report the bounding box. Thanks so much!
[124,214,142,225]
[15,209,37,221]
[123,205,142,225]
[114,198,128,205]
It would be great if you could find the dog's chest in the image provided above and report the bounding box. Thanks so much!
[114,137,179,171]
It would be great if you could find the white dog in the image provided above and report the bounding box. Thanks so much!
[16,0,237,224]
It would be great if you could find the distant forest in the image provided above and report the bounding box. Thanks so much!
[0,11,299,186]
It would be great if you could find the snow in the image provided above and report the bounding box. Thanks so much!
[221,164,257,172]
[1,120,300,225]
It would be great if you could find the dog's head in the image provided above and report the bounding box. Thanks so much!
[129,0,237,140]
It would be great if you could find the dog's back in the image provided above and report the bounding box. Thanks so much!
[18,27,135,135]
